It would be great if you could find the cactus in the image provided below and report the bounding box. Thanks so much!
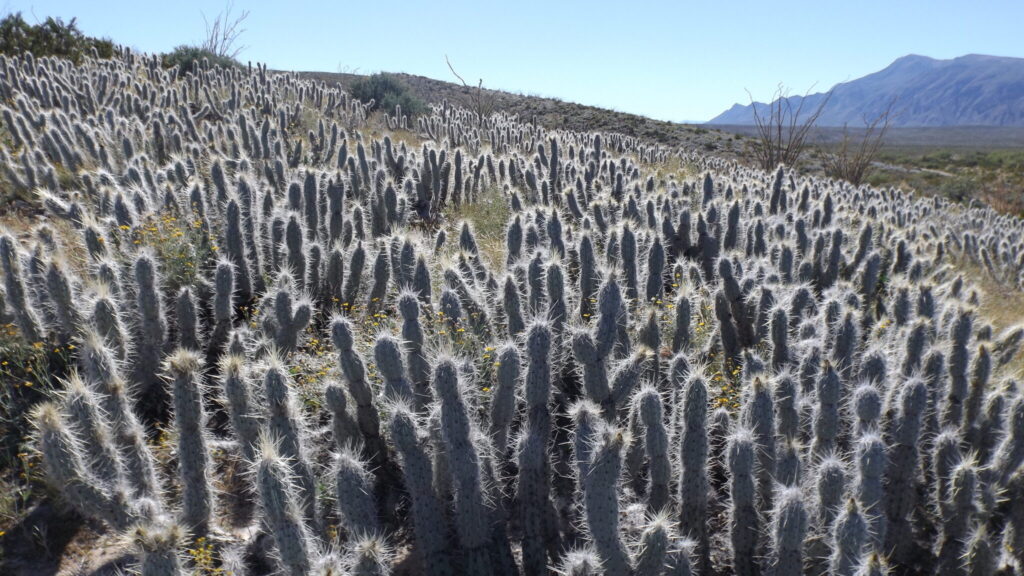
[256,439,318,576]
[490,344,520,457]
[397,292,431,411]
[634,515,671,576]
[224,197,254,303]
[167,349,213,536]
[325,382,360,451]
[831,499,869,576]
[672,288,692,352]
[678,375,710,573]
[434,358,496,575]
[220,354,261,463]
[854,433,887,553]
[332,316,386,466]
[263,272,313,354]
[884,378,928,566]
[78,331,160,499]
[389,405,455,576]
[936,459,978,576]
[635,387,670,512]
[582,423,630,576]
[518,322,556,576]
[728,427,759,576]
[34,402,136,530]
[334,445,380,537]
[743,377,776,514]
[374,333,413,403]
[942,308,973,428]
[132,522,186,576]
[61,373,122,489]
[502,275,525,338]
[132,251,169,420]
[347,535,392,576]
[812,363,841,456]
[207,258,235,365]
[559,548,603,576]
[264,357,318,529]
[175,287,200,351]
[2,233,43,338]
[769,486,807,576]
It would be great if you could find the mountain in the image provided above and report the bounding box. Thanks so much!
[708,54,1024,127]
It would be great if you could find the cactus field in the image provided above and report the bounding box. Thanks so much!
[3,50,1024,576]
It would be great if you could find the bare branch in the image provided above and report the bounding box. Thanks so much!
[747,83,832,171]
[201,1,249,59]
[444,55,495,128]
[821,97,896,185]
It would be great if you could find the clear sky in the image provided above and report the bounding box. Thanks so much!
[5,1,1023,123]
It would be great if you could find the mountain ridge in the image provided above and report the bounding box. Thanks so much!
[708,54,1024,127]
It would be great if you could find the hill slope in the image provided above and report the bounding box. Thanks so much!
[298,70,748,155]
[708,54,1024,127]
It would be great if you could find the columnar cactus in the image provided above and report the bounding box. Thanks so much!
[332,316,386,465]
[813,363,841,456]
[854,433,887,552]
[62,373,122,486]
[679,376,710,574]
[175,287,200,351]
[334,445,380,537]
[942,308,973,428]
[728,427,759,576]
[389,405,455,576]
[518,322,556,576]
[635,387,670,512]
[743,377,776,514]
[0,233,42,340]
[264,357,317,529]
[936,459,978,575]
[132,522,186,576]
[582,423,630,576]
[34,402,135,531]
[884,378,928,565]
[132,251,168,419]
[831,499,869,576]
[78,331,160,499]
[434,358,498,575]
[256,440,318,576]
[220,354,261,463]
[633,516,671,576]
[769,486,807,576]
[167,349,213,536]
[263,272,313,354]
[207,258,235,365]
[374,333,413,403]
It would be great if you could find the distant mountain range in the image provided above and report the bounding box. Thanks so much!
[708,54,1024,127]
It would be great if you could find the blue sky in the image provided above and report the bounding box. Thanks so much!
[5,1,1023,122]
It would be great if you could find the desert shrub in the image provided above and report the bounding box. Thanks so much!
[0,13,114,63]
[940,175,978,203]
[162,45,240,74]
[349,73,426,117]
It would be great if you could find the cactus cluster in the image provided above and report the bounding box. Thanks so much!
[3,48,1024,576]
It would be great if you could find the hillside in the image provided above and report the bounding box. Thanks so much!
[1,52,1024,576]
[298,70,751,156]
[709,54,1024,127]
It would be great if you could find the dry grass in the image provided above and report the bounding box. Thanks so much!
[446,184,510,270]
[961,260,1024,378]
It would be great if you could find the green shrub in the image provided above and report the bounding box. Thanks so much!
[939,175,978,203]
[0,13,114,63]
[349,73,426,118]
[162,45,240,74]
